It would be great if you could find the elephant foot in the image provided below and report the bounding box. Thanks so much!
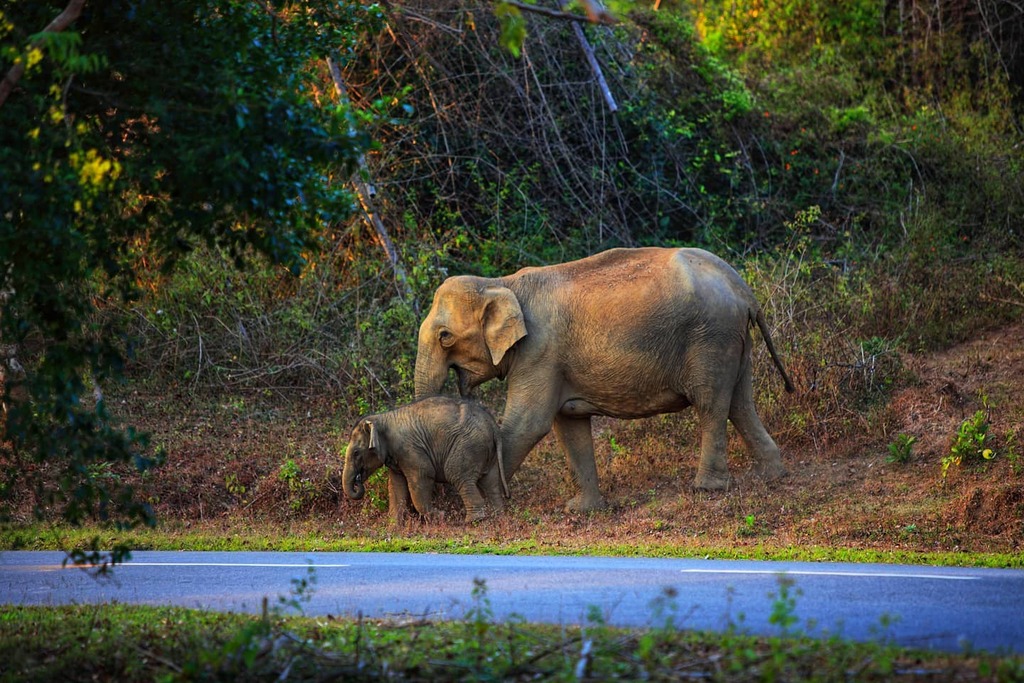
[566,493,607,513]
[465,509,490,523]
[420,509,445,524]
[693,469,732,491]
[753,460,788,482]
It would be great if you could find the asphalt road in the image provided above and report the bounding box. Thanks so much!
[2,551,1022,654]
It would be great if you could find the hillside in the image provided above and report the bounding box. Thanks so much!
[18,318,1014,559]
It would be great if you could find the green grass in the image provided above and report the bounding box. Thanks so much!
[3,596,1023,682]
[4,523,1023,568]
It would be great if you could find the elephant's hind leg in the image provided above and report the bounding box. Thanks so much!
[693,415,732,490]
[729,366,787,482]
[691,381,734,490]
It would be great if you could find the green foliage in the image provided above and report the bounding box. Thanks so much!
[0,1,378,535]
[692,0,888,68]
[363,467,390,513]
[768,575,802,636]
[277,456,315,512]
[737,511,770,540]
[1007,429,1022,477]
[12,578,1014,683]
[495,2,527,57]
[0,603,916,681]
[887,434,917,465]
[943,407,996,478]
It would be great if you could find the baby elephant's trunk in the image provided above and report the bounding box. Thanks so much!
[342,444,365,500]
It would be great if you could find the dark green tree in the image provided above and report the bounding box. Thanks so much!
[0,0,377,552]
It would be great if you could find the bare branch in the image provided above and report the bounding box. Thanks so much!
[326,54,418,314]
[500,0,617,25]
[0,0,87,108]
[563,3,617,112]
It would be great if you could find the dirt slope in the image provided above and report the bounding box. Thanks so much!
[12,323,1024,556]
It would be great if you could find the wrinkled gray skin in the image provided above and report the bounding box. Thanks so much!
[414,247,795,512]
[342,396,509,523]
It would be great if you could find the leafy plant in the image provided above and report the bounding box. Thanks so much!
[1006,428,1021,476]
[737,513,759,537]
[887,434,917,465]
[942,409,996,478]
[277,458,314,512]
[768,575,802,637]
[224,474,247,501]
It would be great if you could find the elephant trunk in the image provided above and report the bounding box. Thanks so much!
[342,445,364,500]
[414,344,448,400]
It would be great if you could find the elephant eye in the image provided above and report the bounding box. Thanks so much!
[438,328,455,348]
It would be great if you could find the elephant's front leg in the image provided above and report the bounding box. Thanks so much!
[454,480,490,523]
[500,388,561,477]
[552,414,606,512]
[387,469,413,522]
[406,471,441,521]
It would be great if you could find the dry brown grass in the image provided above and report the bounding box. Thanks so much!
[14,322,1023,558]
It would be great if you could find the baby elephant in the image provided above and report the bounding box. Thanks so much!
[342,396,509,522]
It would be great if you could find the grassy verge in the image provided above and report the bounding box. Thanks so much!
[3,598,1023,682]
[3,522,1023,569]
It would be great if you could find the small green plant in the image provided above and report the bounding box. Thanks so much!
[363,468,390,513]
[224,473,247,499]
[608,435,627,456]
[278,564,317,615]
[768,575,802,637]
[277,458,300,484]
[942,409,995,478]
[636,587,680,670]
[887,433,917,464]
[1006,428,1021,476]
[737,513,759,537]
[460,578,499,674]
[277,457,314,511]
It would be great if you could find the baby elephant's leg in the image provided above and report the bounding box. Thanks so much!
[406,471,441,521]
[455,479,490,522]
[387,470,412,523]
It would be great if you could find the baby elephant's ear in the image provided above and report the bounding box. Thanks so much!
[366,420,379,451]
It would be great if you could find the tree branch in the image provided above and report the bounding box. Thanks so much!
[0,0,87,108]
[326,55,418,314]
[563,2,617,112]
[501,0,617,25]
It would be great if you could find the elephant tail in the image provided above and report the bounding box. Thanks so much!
[495,432,510,499]
[754,309,796,393]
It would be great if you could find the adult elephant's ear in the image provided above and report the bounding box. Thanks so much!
[482,286,527,366]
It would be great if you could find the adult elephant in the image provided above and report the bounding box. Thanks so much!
[413,247,794,512]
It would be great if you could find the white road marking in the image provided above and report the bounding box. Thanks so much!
[680,569,978,581]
